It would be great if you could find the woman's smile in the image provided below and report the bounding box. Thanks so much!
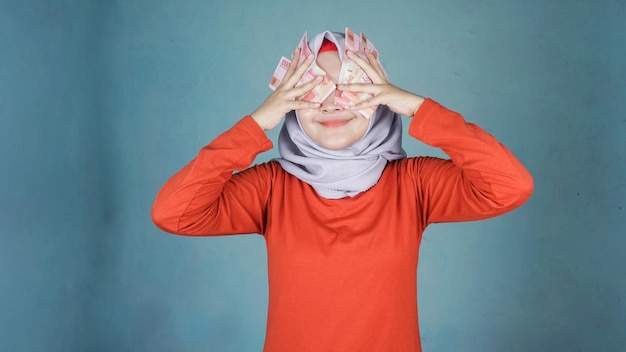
[319,118,352,128]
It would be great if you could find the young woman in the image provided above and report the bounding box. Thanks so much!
[152,30,533,352]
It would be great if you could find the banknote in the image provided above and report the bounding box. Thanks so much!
[337,27,369,85]
[335,90,376,118]
[269,32,314,90]
[268,56,336,104]
[335,27,378,117]
[269,56,291,90]
[268,28,385,115]
[360,32,386,77]
[296,32,312,65]
[292,31,336,102]
[298,63,336,103]
[269,32,317,89]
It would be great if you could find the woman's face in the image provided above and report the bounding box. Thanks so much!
[296,51,370,150]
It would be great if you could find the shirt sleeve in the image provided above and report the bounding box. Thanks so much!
[151,116,275,236]
[408,98,534,224]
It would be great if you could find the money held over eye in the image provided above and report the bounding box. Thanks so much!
[269,27,387,118]
[268,32,336,104]
[268,56,336,104]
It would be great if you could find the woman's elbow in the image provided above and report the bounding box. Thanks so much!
[151,203,180,234]
[509,169,534,207]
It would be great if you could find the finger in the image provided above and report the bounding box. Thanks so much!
[291,47,300,61]
[364,50,385,78]
[282,48,300,79]
[283,54,315,87]
[345,50,372,68]
[295,54,315,72]
[289,48,302,69]
[290,76,324,99]
[337,83,381,94]
[291,100,321,110]
[346,51,385,84]
[348,95,382,111]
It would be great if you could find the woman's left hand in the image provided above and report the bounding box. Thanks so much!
[338,50,425,117]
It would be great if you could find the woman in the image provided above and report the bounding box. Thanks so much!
[152,30,533,352]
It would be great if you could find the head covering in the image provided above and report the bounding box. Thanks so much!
[275,31,406,199]
[318,38,338,53]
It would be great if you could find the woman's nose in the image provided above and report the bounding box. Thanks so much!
[320,90,343,113]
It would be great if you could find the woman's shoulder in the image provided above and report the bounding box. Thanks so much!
[388,155,446,167]
[234,160,289,181]
[385,155,452,177]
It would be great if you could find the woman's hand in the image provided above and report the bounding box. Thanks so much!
[250,48,322,131]
[338,50,425,117]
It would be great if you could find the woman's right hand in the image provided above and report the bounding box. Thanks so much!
[250,48,322,131]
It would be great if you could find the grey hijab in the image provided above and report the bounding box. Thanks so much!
[275,31,406,199]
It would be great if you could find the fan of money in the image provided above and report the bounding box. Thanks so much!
[268,27,386,119]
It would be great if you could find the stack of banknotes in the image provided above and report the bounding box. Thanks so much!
[269,27,385,118]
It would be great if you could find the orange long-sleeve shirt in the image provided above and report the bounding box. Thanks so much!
[152,99,533,351]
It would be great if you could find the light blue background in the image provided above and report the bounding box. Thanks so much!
[1,0,624,351]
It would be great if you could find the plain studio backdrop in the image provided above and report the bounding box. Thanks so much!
[1,0,624,351]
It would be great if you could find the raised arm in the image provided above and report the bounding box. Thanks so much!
[151,117,274,236]
[340,50,533,224]
[408,99,533,224]
[152,48,321,236]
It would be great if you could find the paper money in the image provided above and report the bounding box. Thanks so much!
[335,90,376,118]
[268,28,386,116]
[337,27,368,85]
[269,32,316,90]
[268,56,336,104]
[298,64,336,103]
[296,32,312,65]
[361,32,386,77]
[293,32,336,102]
[335,27,378,118]
[269,56,291,90]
